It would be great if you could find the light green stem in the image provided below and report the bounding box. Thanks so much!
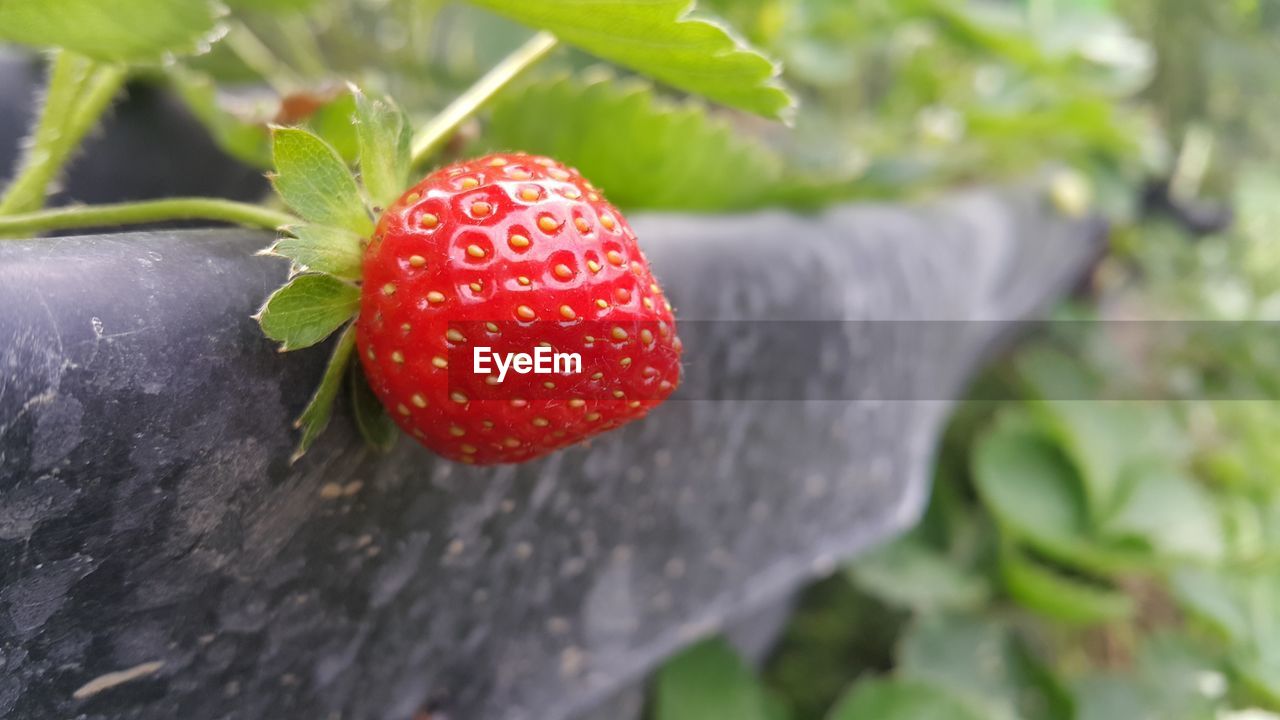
[63,63,127,156]
[411,31,559,166]
[0,198,298,238]
[224,20,304,94]
[26,51,93,156]
[275,15,331,79]
[0,51,125,216]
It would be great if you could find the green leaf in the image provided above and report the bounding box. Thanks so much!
[972,422,1090,556]
[1239,641,1280,708]
[463,0,794,120]
[769,0,863,89]
[653,638,772,720]
[1103,464,1224,562]
[350,363,397,452]
[1027,399,1182,519]
[0,0,223,62]
[972,418,1151,575]
[826,678,986,720]
[1171,568,1249,643]
[847,535,989,614]
[292,323,356,462]
[1000,543,1133,624]
[1013,346,1101,401]
[353,88,413,210]
[1170,568,1280,710]
[303,92,360,166]
[1070,676,1155,720]
[476,73,784,211]
[763,575,903,720]
[1135,634,1225,719]
[1236,655,1280,709]
[898,614,1069,720]
[763,690,793,720]
[268,225,364,280]
[224,0,322,11]
[270,126,373,236]
[256,273,360,351]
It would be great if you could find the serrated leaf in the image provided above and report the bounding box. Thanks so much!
[270,225,364,279]
[0,0,223,63]
[271,126,373,236]
[350,363,397,452]
[257,273,360,351]
[464,0,793,120]
[353,88,413,210]
[653,638,772,720]
[827,678,986,720]
[292,323,355,462]
[476,74,783,211]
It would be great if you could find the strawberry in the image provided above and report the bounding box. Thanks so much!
[355,153,682,464]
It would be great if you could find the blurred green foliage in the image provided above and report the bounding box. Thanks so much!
[471,73,787,211]
[165,0,1159,210]
[6,0,1280,716]
[643,1,1280,719]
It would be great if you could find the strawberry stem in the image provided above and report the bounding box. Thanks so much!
[0,198,298,238]
[223,19,306,94]
[0,52,126,217]
[410,31,559,166]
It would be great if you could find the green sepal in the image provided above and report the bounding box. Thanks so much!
[350,361,398,453]
[266,224,365,280]
[256,272,360,351]
[352,86,413,210]
[270,126,374,236]
[291,322,356,463]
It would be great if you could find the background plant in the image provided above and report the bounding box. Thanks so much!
[0,0,806,454]
[2,0,1278,718]
[647,1,1280,719]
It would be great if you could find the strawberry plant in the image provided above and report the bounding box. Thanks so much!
[0,0,1146,462]
[641,3,1280,720]
[8,1,1280,719]
[0,0,790,462]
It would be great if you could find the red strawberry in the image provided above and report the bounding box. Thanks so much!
[356,153,682,464]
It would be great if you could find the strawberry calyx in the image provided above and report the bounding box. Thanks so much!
[255,87,412,461]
